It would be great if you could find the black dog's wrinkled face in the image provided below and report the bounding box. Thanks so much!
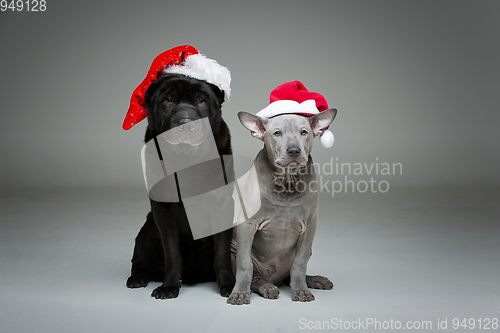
[144,74,226,156]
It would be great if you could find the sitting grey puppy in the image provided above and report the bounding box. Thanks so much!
[228,108,337,305]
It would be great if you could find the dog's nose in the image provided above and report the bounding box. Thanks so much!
[179,118,191,124]
[176,118,197,131]
[287,146,301,157]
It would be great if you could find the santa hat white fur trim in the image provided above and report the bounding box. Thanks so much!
[256,100,334,148]
[256,100,319,118]
[163,53,231,100]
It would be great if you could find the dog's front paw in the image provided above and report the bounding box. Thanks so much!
[216,271,235,297]
[306,275,334,290]
[259,283,280,299]
[291,288,315,302]
[126,275,148,288]
[219,284,234,298]
[227,291,251,305]
[151,285,180,299]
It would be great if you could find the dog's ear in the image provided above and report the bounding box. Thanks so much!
[238,112,267,140]
[310,108,337,136]
[207,84,225,106]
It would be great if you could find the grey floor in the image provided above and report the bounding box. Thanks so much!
[0,187,498,333]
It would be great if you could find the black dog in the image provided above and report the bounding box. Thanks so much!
[126,73,235,299]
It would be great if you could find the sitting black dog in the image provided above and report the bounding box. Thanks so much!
[126,73,235,299]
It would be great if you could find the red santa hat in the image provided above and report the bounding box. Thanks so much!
[122,45,231,130]
[256,81,335,147]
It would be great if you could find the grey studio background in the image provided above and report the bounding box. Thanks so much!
[0,1,499,333]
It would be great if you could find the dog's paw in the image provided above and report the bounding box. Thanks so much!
[217,273,235,297]
[126,275,148,288]
[219,284,234,298]
[151,285,180,299]
[306,275,334,290]
[227,291,251,305]
[259,283,280,299]
[291,288,315,302]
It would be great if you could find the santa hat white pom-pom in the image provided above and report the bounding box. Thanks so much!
[320,129,334,148]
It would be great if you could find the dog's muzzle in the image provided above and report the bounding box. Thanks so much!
[163,118,207,146]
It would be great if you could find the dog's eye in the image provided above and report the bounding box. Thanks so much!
[301,130,308,136]
[198,98,204,104]
[166,97,173,103]
[274,131,281,137]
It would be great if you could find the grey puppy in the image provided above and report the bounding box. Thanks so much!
[227,109,337,305]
